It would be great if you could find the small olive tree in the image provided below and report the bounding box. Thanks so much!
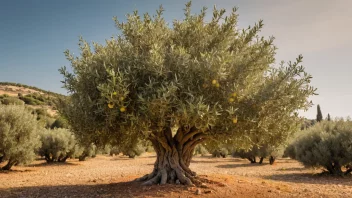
[294,120,352,175]
[233,144,283,164]
[38,128,83,163]
[59,2,315,185]
[0,105,41,170]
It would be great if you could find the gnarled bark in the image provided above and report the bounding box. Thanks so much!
[136,127,207,186]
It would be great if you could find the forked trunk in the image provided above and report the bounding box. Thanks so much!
[136,127,207,186]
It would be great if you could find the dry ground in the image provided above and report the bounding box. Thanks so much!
[1,153,351,198]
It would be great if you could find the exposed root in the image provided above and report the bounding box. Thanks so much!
[142,172,161,186]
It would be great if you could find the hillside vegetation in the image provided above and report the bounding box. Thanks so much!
[0,82,64,117]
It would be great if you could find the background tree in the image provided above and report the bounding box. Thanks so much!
[316,104,323,122]
[327,113,331,121]
[59,2,315,185]
[0,105,41,170]
[38,128,83,163]
[293,120,352,175]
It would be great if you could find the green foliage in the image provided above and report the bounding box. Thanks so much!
[109,146,120,156]
[38,128,83,163]
[233,144,282,164]
[212,148,229,158]
[316,104,323,122]
[59,2,315,156]
[78,143,97,161]
[0,105,41,170]
[294,120,352,175]
[0,82,65,98]
[0,97,25,105]
[283,143,296,159]
[193,144,208,156]
[123,143,145,158]
[51,117,69,129]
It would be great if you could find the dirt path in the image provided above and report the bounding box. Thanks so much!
[0,154,351,197]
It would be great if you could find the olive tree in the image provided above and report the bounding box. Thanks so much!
[294,120,352,175]
[59,2,315,185]
[233,144,283,164]
[0,105,41,170]
[38,128,83,163]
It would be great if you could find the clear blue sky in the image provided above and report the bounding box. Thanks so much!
[1,0,351,119]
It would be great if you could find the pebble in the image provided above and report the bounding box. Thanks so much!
[196,189,201,195]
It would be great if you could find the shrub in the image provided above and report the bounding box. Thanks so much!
[19,96,40,105]
[283,143,296,159]
[78,143,97,161]
[122,143,145,158]
[233,145,283,164]
[51,117,69,129]
[212,148,229,158]
[294,120,352,175]
[0,105,41,170]
[109,146,120,156]
[38,128,83,163]
[0,97,24,105]
[193,144,208,156]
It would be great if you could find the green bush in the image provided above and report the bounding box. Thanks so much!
[0,97,24,105]
[294,120,352,175]
[123,143,145,158]
[38,128,83,163]
[78,143,97,161]
[212,148,229,158]
[0,105,41,170]
[233,144,283,164]
[193,144,208,156]
[51,117,69,129]
[109,146,120,156]
[283,143,296,159]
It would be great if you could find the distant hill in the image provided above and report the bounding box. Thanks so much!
[0,82,65,117]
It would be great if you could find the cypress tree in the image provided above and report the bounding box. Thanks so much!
[317,104,323,122]
[327,113,331,121]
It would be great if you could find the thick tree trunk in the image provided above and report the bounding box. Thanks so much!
[136,127,207,186]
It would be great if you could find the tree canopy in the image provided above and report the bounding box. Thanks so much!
[59,2,315,185]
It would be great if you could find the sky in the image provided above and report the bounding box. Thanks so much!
[0,0,351,119]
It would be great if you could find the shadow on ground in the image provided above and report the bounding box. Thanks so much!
[191,156,245,164]
[26,162,79,168]
[264,173,352,186]
[215,163,267,169]
[0,181,190,198]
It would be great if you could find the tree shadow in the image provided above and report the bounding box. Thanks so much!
[0,180,191,198]
[26,162,79,167]
[264,173,352,186]
[0,169,33,174]
[191,158,244,164]
[215,162,271,169]
[276,167,307,172]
